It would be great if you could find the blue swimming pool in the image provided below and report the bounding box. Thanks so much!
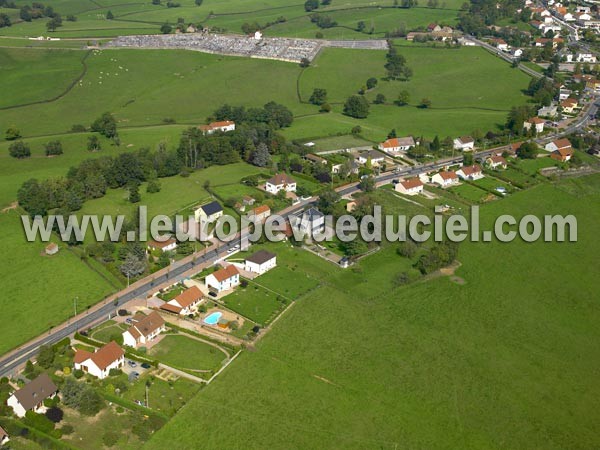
[203,312,222,325]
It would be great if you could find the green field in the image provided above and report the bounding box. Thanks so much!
[148,334,228,371]
[0,0,463,40]
[222,282,287,325]
[0,209,120,355]
[145,174,600,449]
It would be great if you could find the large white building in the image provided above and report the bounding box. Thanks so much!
[453,136,475,151]
[7,373,58,418]
[245,250,277,274]
[199,120,236,134]
[122,311,166,348]
[73,341,125,379]
[378,136,415,154]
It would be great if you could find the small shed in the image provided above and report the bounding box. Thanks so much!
[45,243,59,256]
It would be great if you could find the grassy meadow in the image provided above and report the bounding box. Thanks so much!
[146,174,600,449]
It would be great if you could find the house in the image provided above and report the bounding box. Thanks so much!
[456,164,484,180]
[457,37,476,46]
[453,136,475,151]
[534,37,550,47]
[7,373,58,418]
[559,88,572,100]
[538,104,558,118]
[205,265,240,293]
[265,173,296,194]
[490,37,509,51]
[194,200,223,224]
[545,138,572,153]
[331,160,360,175]
[395,178,424,196]
[576,12,592,22]
[45,243,59,256]
[346,200,357,212]
[73,341,125,379]
[378,136,415,154]
[485,155,508,169]
[427,23,441,32]
[147,237,177,252]
[523,117,545,133]
[199,120,236,135]
[162,285,204,315]
[248,204,271,223]
[575,6,591,13]
[242,195,255,206]
[562,12,575,21]
[292,207,325,234]
[576,52,597,63]
[0,426,8,445]
[551,147,574,162]
[122,311,165,348]
[304,153,327,165]
[406,32,429,41]
[512,48,523,58]
[356,150,385,166]
[254,30,263,40]
[186,24,197,33]
[560,98,578,114]
[586,78,600,93]
[432,171,459,187]
[245,250,277,274]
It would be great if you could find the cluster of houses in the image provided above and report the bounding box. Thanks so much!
[406,23,455,42]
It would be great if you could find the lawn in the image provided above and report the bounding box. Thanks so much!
[449,182,491,203]
[148,335,228,371]
[222,282,287,325]
[147,174,600,449]
[90,320,127,343]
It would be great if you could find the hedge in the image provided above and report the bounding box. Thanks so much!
[0,418,77,449]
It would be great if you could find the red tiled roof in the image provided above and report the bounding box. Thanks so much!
[160,303,182,314]
[400,178,423,189]
[438,171,458,180]
[173,286,203,308]
[211,265,239,283]
[553,138,572,149]
[460,164,482,176]
[74,341,124,371]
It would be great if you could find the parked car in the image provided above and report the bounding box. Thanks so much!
[141,363,151,369]
[208,291,218,298]
[127,360,137,368]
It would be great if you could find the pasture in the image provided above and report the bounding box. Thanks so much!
[146,174,600,449]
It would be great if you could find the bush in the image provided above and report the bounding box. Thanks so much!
[103,430,120,447]
[61,424,74,435]
[45,406,64,423]
[73,369,84,379]
[24,411,55,434]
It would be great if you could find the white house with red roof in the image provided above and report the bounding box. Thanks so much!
[265,173,296,194]
[74,341,125,379]
[122,311,166,348]
[199,120,236,135]
[456,164,484,181]
[545,138,572,153]
[147,237,177,252]
[395,178,424,195]
[161,286,204,315]
[431,171,459,187]
[378,136,415,154]
[523,117,545,133]
[205,265,240,293]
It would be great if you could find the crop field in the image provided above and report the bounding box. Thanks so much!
[146,174,600,449]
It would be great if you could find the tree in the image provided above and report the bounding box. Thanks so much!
[87,135,101,151]
[250,142,271,167]
[419,98,432,108]
[9,140,31,159]
[343,95,370,118]
[62,378,104,416]
[160,22,172,34]
[397,240,417,258]
[317,189,340,215]
[463,152,474,166]
[366,77,378,89]
[385,53,412,80]
[0,13,11,28]
[37,345,55,368]
[195,0,203,5]
[342,239,368,256]
[106,10,114,19]
[128,182,141,203]
[517,142,538,159]
[91,112,117,138]
[304,0,319,11]
[359,175,375,192]
[5,126,20,140]
[320,102,331,113]
[357,20,366,32]
[315,31,323,38]
[120,253,146,278]
[397,90,410,106]
[146,179,161,193]
[374,93,386,104]
[44,140,63,156]
[46,18,62,31]
[20,6,31,21]
[299,57,310,68]
[309,88,327,105]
